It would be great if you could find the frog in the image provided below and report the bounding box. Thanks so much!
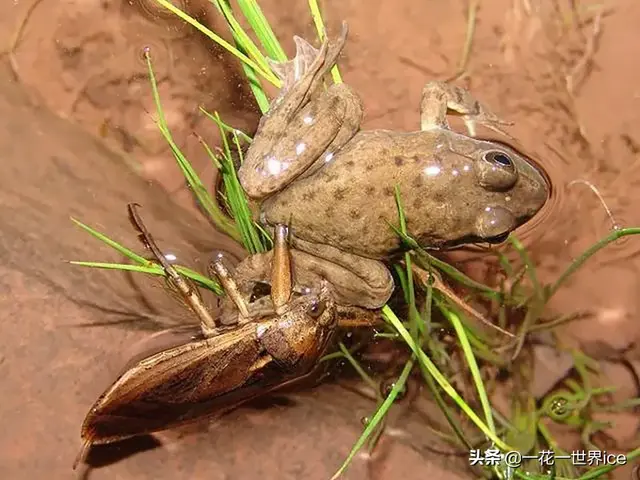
[235,22,550,311]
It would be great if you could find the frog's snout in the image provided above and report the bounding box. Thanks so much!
[516,160,551,217]
[475,205,517,242]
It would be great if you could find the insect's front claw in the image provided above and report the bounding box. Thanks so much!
[270,224,293,313]
[128,204,218,337]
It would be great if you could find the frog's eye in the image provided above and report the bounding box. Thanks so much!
[485,151,514,169]
[307,299,327,319]
[476,150,518,191]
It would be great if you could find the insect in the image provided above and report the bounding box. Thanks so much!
[75,203,379,468]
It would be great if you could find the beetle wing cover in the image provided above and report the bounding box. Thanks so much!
[82,322,269,443]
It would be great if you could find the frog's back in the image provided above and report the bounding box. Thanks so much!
[261,129,464,259]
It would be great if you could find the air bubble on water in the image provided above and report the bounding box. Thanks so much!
[164,253,177,262]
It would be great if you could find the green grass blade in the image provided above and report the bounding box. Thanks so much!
[236,0,287,61]
[211,0,274,112]
[71,218,149,265]
[69,260,224,295]
[338,342,379,394]
[307,0,343,84]
[394,187,422,338]
[70,261,222,294]
[70,261,161,275]
[238,55,271,114]
[152,0,279,85]
[382,305,512,451]
[418,362,474,450]
[144,52,241,242]
[212,0,272,74]
[442,308,496,434]
[174,265,223,293]
[548,227,640,299]
[392,227,503,300]
[71,217,224,294]
[508,235,543,301]
[213,118,269,253]
[331,359,414,479]
[199,107,252,144]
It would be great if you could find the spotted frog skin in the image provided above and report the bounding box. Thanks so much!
[237,23,549,310]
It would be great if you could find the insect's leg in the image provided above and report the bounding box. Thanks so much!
[208,258,250,319]
[127,204,218,338]
[270,224,292,313]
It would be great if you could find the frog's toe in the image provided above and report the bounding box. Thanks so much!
[293,35,320,67]
[463,115,515,140]
[267,36,323,95]
[267,57,297,94]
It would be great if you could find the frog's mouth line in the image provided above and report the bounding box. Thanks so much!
[421,233,513,251]
[443,238,498,250]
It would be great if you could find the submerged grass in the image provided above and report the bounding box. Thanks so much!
[71,1,640,478]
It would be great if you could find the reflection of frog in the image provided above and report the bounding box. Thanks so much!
[237,23,549,310]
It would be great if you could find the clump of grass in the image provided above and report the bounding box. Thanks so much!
[72,1,640,478]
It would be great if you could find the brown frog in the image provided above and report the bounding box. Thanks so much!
[236,23,549,310]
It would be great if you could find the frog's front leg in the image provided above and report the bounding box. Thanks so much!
[239,23,363,199]
[420,80,513,138]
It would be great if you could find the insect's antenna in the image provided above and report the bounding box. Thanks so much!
[127,203,218,338]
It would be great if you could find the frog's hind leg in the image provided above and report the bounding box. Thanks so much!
[420,80,514,139]
[266,22,349,120]
[296,82,364,179]
[240,23,361,199]
[291,238,394,309]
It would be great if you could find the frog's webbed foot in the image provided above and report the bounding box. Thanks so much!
[420,80,514,139]
[266,22,348,114]
[267,36,319,95]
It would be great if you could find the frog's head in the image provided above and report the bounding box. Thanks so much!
[438,138,550,247]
